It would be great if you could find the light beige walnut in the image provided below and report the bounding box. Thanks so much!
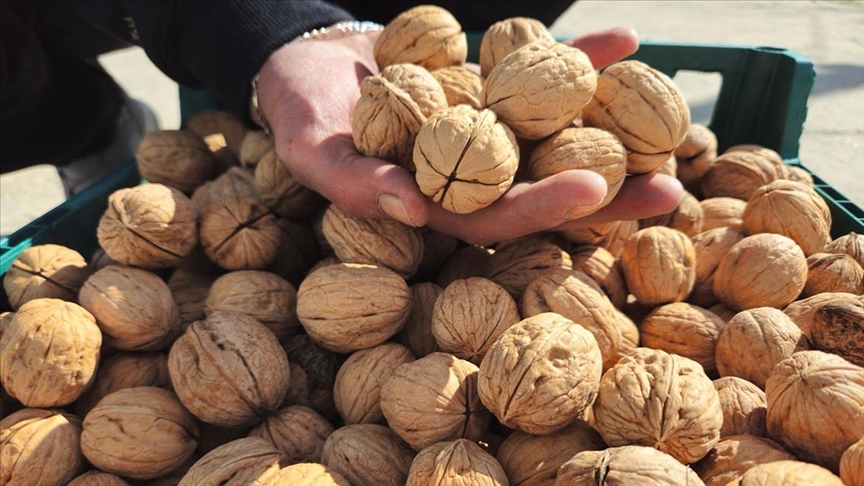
[254,150,324,219]
[334,343,415,425]
[205,270,298,341]
[97,184,198,268]
[0,408,84,486]
[136,130,215,193]
[297,263,411,353]
[479,17,555,77]
[484,42,596,140]
[249,405,334,465]
[841,436,864,486]
[239,131,274,168]
[187,110,248,157]
[397,282,443,358]
[713,234,807,311]
[640,191,704,237]
[431,66,484,109]
[570,245,628,309]
[282,335,341,420]
[693,434,797,486]
[802,252,864,297]
[725,144,784,163]
[593,348,722,464]
[67,471,129,486]
[811,300,864,366]
[528,127,626,211]
[713,377,768,438]
[496,421,606,486]
[436,245,493,288]
[178,437,282,486]
[168,268,213,327]
[766,351,864,472]
[432,277,520,365]
[641,302,726,376]
[79,265,181,351]
[406,439,508,486]
[322,204,424,278]
[380,352,490,450]
[269,218,320,286]
[3,244,91,310]
[619,226,696,306]
[321,424,416,486]
[521,269,623,371]
[743,179,832,256]
[583,60,689,174]
[478,313,602,435]
[0,299,101,407]
[168,310,290,427]
[487,237,573,297]
[414,105,519,214]
[200,197,280,270]
[374,5,466,70]
[81,387,198,479]
[353,63,448,164]
[675,123,718,190]
[75,351,171,418]
[689,227,745,308]
[825,231,864,267]
[556,445,706,486]
[700,197,746,231]
[729,460,845,486]
[701,149,791,200]
[783,292,864,338]
[264,463,350,486]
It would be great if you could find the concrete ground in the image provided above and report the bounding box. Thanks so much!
[1,0,861,236]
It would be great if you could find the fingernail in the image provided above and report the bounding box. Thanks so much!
[378,193,420,227]
[564,172,608,219]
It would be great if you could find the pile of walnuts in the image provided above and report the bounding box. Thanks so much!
[2,5,863,486]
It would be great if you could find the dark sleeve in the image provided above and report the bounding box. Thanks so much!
[73,0,354,118]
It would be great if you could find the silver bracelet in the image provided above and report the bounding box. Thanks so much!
[251,21,384,134]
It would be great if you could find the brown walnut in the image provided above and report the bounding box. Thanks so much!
[75,351,171,418]
[811,300,864,366]
[374,5,467,70]
[321,424,416,486]
[254,150,324,219]
[487,237,573,297]
[397,282,443,358]
[3,244,90,310]
[783,292,864,339]
[713,376,768,438]
[689,227,745,307]
[67,471,130,486]
[700,149,791,200]
[824,231,864,267]
[700,197,747,231]
[731,460,844,486]
[802,252,864,297]
[200,197,281,270]
[556,446,706,486]
[136,130,215,193]
[178,437,282,486]
[639,190,704,237]
[619,226,696,306]
[205,270,299,341]
[406,439,508,486]
[249,405,335,465]
[840,436,864,486]
[743,179,832,256]
[0,408,84,486]
[693,434,797,486]
[168,268,213,327]
[186,110,248,157]
[570,244,628,309]
[333,343,415,425]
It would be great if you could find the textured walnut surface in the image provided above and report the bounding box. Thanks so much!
[205,270,298,341]
[713,377,768,438]
[825,231,864,267]
[640,302,725,376]
[743,179,832,256]
[619,226,696,306]
[732,460,845,486]
[802,252,864,297]
[75,351,171,418]
[397,282,443,358]
[700,197,746,231]
[136,130,215,193]
[811,300,864,366]
[3,244,90,310]
[556,445,706,486]
[254,150,324,219]
[405,439,508,486]
[249,405,334,465]
[479,17,555,77]
[570,244,628,309]
[487,237,572,297]
[178,437,282,486]
[333,343,415,425]
[199,197,280,271]
[840,436,864,486]
[701,149,790,200]
[374,5,466,70]
[689,227,745,307]
[1,408,84,486]
[693,434,797,486]
[264,463,350,486]
[431,65,484,109]
[321,424,416,486]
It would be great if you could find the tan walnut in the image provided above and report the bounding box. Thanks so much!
[802,252,864,297]
[693,434,797,486]
[783,292,864,339]
[74,351,171,418]
[840,436,864,486]
[178,437,282,486]
[487,236,573,297]
[479,17,555,77]
[374,5,467,70]
[811,300,864,367]
[713,376,768,438]
[263,463,350,486]
[0,408,84,486]
[700,197,747,231]
[333,343,415,425]
[640,302,726,377]
[205,270,299,341]
[700,149,791,200]
[397,282,443,358]
[3,244,91,310]
[406,439,509,486]
[556,445,706,486]
[569,244,628,309]
[743,179,832,256]
[200,197,281,270]
[731,460,845,486]
[239,130,274,168]
[619,226,696,306]
[824,231,864,267]
[639,190,704,237]
[249,405,335,465]
[254,150,324,220]
[321,423,416,486]
[67,471,130,486]
[136,130,215,193]
[431,66,484,109]
[675,123,718,191]
[689,227,745,307]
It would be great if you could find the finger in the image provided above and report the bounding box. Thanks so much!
[556,172,684,230]
[563,27,640,69]
[426,170,608,246]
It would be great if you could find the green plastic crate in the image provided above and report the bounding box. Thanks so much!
[2,39,862,293]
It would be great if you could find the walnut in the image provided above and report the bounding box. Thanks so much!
[479,313,602,435]
[282,335,341,420]
[254,150,324,219]
[656,153,678,177]
[787,165,814,186]
[89,247,121,271]
[249,405,334,465]
[269,218,320,286]
[766,351,864,471]
[619,227,696,306]
[264,463,350,486]
[700,197,746,231]
[414,105,519,214]
[675,123,718,189]
[693,434,797,486]
[742,180,831,256]
[583,60,689,174]
[333,343,415,424]
[67,471,129,486]
[432,277,520,364]
[397,282,443,358]
[168,310,290,427]
[496,421,606,486]
[840,436,864,486]
[613,309,640,356]
[713,234,807,311]
[296,263,411,353]
[487,237,573,297]
[527,127,626,210]
[79,265,181,351]
[136,130,215,193]
[521,269,623,371]
[0,299,101,407]
[593,348,722,464]
[205,270,299,341]
[3,244,90,310]
[484,42,596,140]
[436,245,493,288]
[431,66,484,109]
[321,424,416,486]
[97,184,198,268]
[178,437,282,486]
[168,268,213,327]
[811,300,864,366]
[81,387,198,479]
[0,408,84,485]
[689,227,745,307]
[713,377,768,438]
[479,17,555,77]
[725,144,784,164]
[639,191,704,237]
[187,110,248,157]
[200,198,280,270]
[561,220,639,257]
[731,460,845,486]
[193,167,260,213]
[825,231,864,267]
[570,245,628,309]
[239,130,274,168]
[353,63,448,164]
[380,352,490,450]
[556,446,706,486]
[406,439,508,486]
[377,4,467,68]
[322,204,424,277]
[709,302,738,323]
[700,149,791,200]
[783,292,864,338]
[802,253,864,297]
[75,351,171,418]
[641,302,726,377]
